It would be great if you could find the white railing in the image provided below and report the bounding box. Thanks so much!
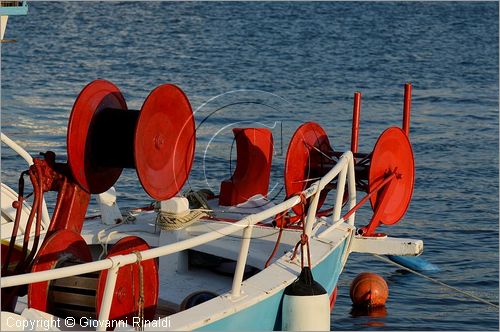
[1,151,356,331]
[1,132,51,227]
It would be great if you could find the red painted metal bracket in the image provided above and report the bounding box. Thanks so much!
[219,128,274,206]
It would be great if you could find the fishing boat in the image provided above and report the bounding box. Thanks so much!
[1,5,423,331]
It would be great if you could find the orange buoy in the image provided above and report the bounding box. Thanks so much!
[349,272,388,307]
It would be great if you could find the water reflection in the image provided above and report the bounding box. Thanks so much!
[350,305,388,327]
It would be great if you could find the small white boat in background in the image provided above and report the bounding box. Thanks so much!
[0,1,28,41]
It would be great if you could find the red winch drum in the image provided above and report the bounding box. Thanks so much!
[67,79,196,200]
[283,121,415,230]
[28,229,93,313]
[28,233,159,326]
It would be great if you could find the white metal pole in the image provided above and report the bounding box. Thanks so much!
[96,262,120,331]
[231,225,253,297]
[346,154,357,226]
[332,166,347,223]
[1,132,51,226]
[0,133,31,165]
[1,258,114,288]
[304,186,321,237]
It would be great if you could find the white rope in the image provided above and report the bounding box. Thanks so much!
[154,190,214,231]
[96,210,150,259]
[155,210,207,231]
[372,254,499,309]
[97,230,118,260]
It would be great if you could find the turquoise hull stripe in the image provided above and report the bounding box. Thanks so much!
[197,239,348,331]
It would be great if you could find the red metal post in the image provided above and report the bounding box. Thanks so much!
[342,171,396,222]
[403,83,412,137]
[46,178,90,239]
[351,92,361,154]
[30,155,91,240]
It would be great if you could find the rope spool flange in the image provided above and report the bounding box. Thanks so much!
[284,122,333,216]
[96,236,159,329]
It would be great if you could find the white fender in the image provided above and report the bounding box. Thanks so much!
[281,267,330,331]
[282,293,330,331]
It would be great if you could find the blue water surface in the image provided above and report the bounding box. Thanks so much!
[1,2,498,330]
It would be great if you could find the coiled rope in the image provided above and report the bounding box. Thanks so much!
[155,190,213,231]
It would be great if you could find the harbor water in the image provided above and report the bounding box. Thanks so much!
[1,2,498,330]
